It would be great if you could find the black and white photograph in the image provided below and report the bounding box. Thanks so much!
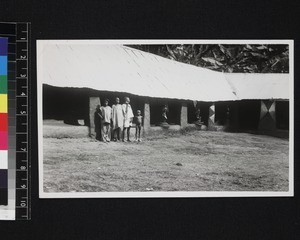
[1,0,300,238]
[37,40,293,198]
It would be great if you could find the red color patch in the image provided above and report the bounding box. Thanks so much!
[0,113,8,131]
[0,131,8,150]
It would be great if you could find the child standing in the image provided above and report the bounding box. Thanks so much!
[135,110,143,142]
[101,99,112,142]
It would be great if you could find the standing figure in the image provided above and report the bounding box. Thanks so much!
[194,107,203,126]
[94,104,103,141]
[135,110,143,142]
[162,104,168,123]
[101,99,112,142]
[122,97,134,142]
[111,97,124,141]
[225,106,230,130]
[195,108,201,121]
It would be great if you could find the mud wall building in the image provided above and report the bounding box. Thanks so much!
[39,41,290,136]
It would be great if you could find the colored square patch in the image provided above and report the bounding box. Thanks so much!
[0,56,7,75]
[0,37,8,56]
[0,94,7,113]
[0,75,7,94]
[0,188,8,205]
[0,169,7,188]
[0,150,8,169]
[0,113,7,131]
[0,131,8,150]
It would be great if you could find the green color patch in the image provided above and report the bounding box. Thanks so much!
[0,75,7,94]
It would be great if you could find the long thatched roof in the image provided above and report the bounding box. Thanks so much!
[37,41,290,102]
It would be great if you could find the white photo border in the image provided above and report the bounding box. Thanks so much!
[37,39,294,198]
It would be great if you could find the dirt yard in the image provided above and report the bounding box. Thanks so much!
[43,121,289,193]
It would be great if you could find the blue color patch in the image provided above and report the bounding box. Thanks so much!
[0,56,7,75]
[0,38,8,56]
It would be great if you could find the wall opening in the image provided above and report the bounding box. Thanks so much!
[187,101,197,124]
[43,85,145,126]
[187,102,211,126]
[238,100,261,130]
[43,85,89,124]
[215,102,230,126]
[276,101,289,130]
[150,98,181,126]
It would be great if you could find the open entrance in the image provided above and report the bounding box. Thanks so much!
[276,101,289,130]
[150,98,181,126]
[215,102,230,126]
[238,100,261,131]
[43,85,89,125]
[187,101,210,126]
[43,85,146,126]
[187,101,197,124]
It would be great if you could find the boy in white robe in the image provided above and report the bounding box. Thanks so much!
[122,97,134,142]
[111,97,123,141]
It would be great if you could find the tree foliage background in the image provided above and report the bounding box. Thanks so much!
[130,44,289,73]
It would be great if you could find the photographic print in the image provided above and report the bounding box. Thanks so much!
[37,40,293,198]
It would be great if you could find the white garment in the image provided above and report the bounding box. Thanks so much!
[101,106,112,123]
[122,103,134,128]
[112,104,124,129]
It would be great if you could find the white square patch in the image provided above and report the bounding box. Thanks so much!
[0,150,8,169]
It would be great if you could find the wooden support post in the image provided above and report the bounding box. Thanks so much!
[89,97,101,138]
[180,102,188,127]
[258,100,276,132]
[143,101,151,132]
[208,102,216,130]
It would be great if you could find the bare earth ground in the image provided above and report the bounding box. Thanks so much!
[43,121,289,192]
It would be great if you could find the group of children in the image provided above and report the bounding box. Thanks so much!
[94,97,143,143]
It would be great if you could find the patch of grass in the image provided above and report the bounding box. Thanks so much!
[43,123,289,193]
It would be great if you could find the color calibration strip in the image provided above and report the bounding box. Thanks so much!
[0,23,15,220]
[0,37,8,207]
[0,22,30,220]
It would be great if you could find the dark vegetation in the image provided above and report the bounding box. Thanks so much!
[130,44,289,73]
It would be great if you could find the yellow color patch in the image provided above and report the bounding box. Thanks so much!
[0,94,7,113]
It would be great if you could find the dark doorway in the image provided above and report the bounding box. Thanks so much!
[187,101,197,124]
[43,85,145,126]
[167,100,181,125]
[238,100,261,130]
[215,102,230,126]
[150,98,181,126]
[43,85,89,124]
[187,101,210,126]
[276,101,289,130]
